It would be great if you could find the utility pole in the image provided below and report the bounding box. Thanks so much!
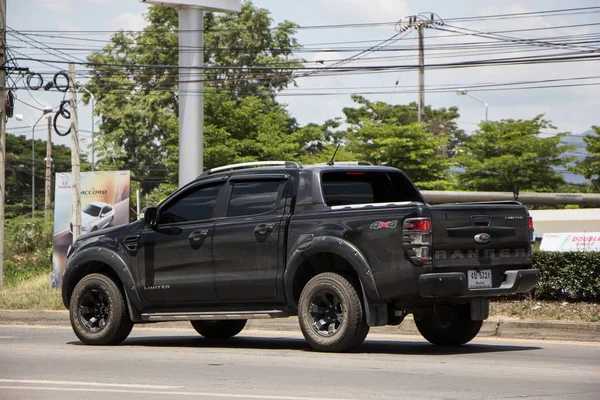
[68,64,82,241]
[0,0,6,290]
[417,24,425,123]
[398,13,443,123]
[44,115,52,213]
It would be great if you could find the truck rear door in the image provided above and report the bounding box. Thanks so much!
[429,202,533,287]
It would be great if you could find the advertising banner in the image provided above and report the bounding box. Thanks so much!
[539,232,600,252]
[52,171,131,287]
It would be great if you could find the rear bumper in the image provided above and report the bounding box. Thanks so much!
[418,269,540,298]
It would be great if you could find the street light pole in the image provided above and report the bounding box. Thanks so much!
[15,107,53,217]
[456,89,488,122]
[80,86,96,171]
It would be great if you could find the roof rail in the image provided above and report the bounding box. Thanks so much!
[202,161,301,176]
[319,161,372,166]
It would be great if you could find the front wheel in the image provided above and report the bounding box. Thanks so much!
[298,273,369,352]
[69,273,133,345]
[190,320,247,339]
[415,304,482,346]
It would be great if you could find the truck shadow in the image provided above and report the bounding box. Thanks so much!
[78,334,540,355]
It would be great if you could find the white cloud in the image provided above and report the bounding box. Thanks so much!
[112,11,147,32]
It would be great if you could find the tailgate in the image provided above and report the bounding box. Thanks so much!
[430,202,532,269]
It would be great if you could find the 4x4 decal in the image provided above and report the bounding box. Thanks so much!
[370,220,398,230]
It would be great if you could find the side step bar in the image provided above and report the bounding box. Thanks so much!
[141,310,288,322]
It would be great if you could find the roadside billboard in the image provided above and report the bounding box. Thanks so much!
[52,171,131,287]
[539,232,600,252]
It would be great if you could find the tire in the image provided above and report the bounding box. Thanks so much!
[69,273,133,345]
[415,304,482,346]
[298,272,369,352]
[190,320,247,339]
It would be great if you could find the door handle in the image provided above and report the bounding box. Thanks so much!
[254,223,275,235]
[189,229,209,242]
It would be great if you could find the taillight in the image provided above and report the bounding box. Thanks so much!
[403,217,432,265]
[528,216,534,244]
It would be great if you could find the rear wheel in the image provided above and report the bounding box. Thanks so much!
[190,320,247,339]
[415,304,482,346]
[69,273,133,345]
[298,272,369,352]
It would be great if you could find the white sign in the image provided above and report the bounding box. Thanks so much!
[141,0,241,12]
[539,232,600,252]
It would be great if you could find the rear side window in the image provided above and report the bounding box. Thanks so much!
[227,180,286,217]
[321,171,422,206]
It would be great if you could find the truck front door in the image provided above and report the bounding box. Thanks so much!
[136,181,225,304]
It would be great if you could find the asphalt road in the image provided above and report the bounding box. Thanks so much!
[0,325,599,400]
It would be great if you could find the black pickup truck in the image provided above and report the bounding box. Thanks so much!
[62,161,539,352]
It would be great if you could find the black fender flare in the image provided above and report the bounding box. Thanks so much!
[62,247,142,321]
[283,235,382,309]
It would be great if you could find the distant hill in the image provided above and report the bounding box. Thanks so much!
[559,130,593,184]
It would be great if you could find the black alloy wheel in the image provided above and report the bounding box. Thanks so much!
[78,288,111,333]
[298,272,369,352]
[308,289,343,337]
[414,304,483,346]
[69,273,133,345]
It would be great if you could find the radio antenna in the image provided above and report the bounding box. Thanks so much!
[327,144,341,166]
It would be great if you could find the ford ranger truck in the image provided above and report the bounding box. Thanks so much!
[62,161,539,352]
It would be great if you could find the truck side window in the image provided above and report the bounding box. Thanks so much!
[159,183,223,224]
[321,171,422,206]
[227,180,285,217]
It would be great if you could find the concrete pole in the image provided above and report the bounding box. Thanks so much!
[178,7,204,187]
[417,24,425,123]
[44,115,52,213]
[421,191,600,205]
[0,0,6,290]
[31,124,35,216]
[69,64,82,241]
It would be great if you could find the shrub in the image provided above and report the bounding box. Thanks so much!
[3,214,54,287]
[532,251,600,301]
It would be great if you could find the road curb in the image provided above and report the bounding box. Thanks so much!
[1,309,598,342]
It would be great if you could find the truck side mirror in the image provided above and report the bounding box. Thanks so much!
[142,207,158,228]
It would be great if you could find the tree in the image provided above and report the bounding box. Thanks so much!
[343,95,466,158]
[575,126,600,191]
[4,134,79,216]
[456,116,573,192]
[85,1,303,191]
[340,96,458,189]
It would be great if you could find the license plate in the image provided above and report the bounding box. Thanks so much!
[468,269,492,289]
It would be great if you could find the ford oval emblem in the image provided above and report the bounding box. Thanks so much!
[474,233,491,244]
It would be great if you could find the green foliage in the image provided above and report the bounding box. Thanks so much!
[532,251,600,301]
[574,126,600,191]
[85,1,304,190]
[4,214,54,287]
[5,134,81,216]
[456,116,574,192]
[341,96,458,189]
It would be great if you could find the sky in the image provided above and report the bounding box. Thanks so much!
[6,0,600,162]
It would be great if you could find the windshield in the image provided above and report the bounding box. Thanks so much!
[83,204,102,217]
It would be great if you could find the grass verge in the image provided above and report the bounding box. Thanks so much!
[1,274,599,323]
[490,299,600,323]
[0,274,63,310]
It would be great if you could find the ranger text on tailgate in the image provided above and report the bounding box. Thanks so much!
[62,161,539,352]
